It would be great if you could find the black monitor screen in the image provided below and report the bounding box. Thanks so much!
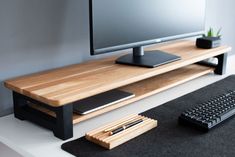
[90,0,206,55]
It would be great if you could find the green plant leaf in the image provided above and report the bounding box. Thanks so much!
[217,28,222,37]
[208,28,214,37]
[205,27,222,37]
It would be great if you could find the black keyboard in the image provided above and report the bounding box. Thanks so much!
[179,90,235,130]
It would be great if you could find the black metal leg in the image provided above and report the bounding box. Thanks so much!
[12,92,74,140]
[53,105,73,140]
[196,53,228,75]
[214,53,228,75]
[13,92,27,120]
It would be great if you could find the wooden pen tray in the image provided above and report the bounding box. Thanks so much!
[85,114,157,149]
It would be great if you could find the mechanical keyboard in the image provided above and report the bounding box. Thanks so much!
[179,90,235,130]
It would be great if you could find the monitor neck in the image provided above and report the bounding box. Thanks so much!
[133,46,144,57]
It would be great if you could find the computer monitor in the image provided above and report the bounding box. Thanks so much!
[89,0,206,68]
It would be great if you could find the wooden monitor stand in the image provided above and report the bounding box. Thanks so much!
[4,40,231,140]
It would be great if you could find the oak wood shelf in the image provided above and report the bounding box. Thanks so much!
[29,64,214,124]
[5,41,231,107]
[73,64,214,124]
[4,40,231,140]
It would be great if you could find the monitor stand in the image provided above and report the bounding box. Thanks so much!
[116,46,181,68]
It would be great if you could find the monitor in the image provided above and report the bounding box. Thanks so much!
[89,0,206,68]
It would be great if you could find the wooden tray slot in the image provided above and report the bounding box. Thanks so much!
[86,114,157,149]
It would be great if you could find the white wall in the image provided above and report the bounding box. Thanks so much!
[206,0,235,49]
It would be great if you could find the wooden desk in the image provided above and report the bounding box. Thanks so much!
[4,40,231,140]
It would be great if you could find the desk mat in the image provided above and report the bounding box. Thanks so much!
[62,75,235,157]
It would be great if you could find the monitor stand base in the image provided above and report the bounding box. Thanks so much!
[116,50,181,68]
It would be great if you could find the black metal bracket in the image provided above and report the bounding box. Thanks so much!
[197,53,228,75]
[214,53,228,75]
[13,92,73,140]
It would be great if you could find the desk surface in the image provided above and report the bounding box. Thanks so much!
[62,75,235,157]
[0,55,235,157]
[4,40,231,107]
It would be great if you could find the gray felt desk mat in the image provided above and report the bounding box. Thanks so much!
[62,75,235,157]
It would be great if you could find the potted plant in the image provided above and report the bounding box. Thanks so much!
[196,27,222,49]
[200,27,222,64]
